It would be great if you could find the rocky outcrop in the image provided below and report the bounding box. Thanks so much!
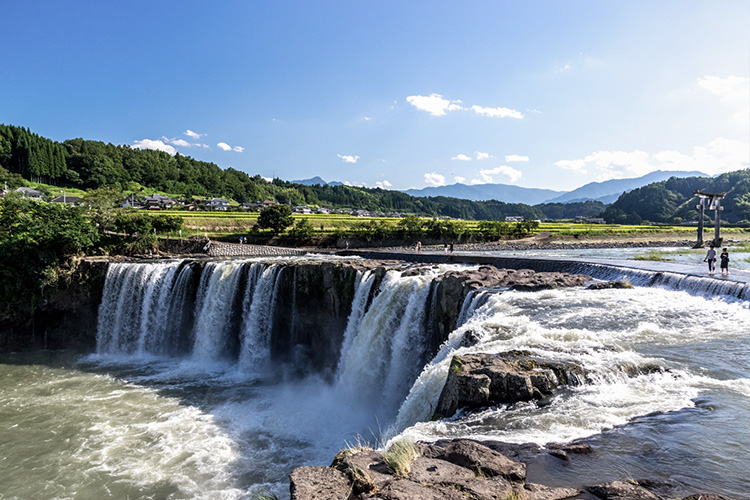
[588,280,634,290]
[426,266,591,352]
[433,351,587,419]
[0,257,109,352]
[292,439,578,500]
[290,439,736,500]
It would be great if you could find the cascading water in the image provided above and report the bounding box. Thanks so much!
[6,257,746,499]
[238,263,283,372]
[335,269,437,417]
[96,261,194,356]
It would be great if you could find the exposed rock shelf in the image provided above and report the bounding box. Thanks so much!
[289,438,732,500]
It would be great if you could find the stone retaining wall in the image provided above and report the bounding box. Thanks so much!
[205,241,306,257]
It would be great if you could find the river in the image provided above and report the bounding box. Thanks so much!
[0,257,748,499]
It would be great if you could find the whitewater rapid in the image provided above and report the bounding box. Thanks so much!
[2,257,748,499]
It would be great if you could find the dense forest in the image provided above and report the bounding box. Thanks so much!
[1,124,748,224]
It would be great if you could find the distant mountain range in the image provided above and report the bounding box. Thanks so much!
[397,170,709,204]
[542,170,709,204]
[291,176,343,187]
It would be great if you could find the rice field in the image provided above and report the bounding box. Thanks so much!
[149,210,719,240]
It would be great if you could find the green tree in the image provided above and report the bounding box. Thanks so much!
[0,194,99,308]
[290,217,315,240]
[257,204,294,235]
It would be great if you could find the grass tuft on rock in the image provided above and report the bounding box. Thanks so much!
[383,439,419,477]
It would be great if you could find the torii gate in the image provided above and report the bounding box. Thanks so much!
[694,190,726,248]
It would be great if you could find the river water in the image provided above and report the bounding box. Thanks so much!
[1,257,748,499]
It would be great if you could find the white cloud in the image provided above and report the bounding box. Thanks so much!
[424,172,447,186]
[171,139,191,147]
[454,176,466,184]
[406,93,464,116]
[554,139,749,180]
[698,75,749,103]
[505,154,529,162]
[451,153,472,161]
[216,142,244,152]
[478,165,523,183]
[185,130,202,139]
[375,180,393,189]
[698,75,750,125]
[337,154,360,164]
[132,139,177,155]
[475,151,491,160]
[470,104,523,119]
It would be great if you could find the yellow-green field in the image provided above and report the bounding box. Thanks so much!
[150,210,736,241]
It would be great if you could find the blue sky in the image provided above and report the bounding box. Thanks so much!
[2,1,748,192]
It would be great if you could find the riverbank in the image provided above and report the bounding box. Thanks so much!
[371,229,750,254]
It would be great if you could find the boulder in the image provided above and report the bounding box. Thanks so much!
[289,466,351,500]
[435,439,527,482]
[332,448,392,493]
[588,480,662,500]
[434,352,586,419]
[588,281,634,290]
[524,483,582,500]
[361,478,466,500]
[407,457,476,484]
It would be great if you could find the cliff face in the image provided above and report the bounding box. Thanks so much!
[0,258,109,353]
[270,262,380,377]
[0,258,591,358]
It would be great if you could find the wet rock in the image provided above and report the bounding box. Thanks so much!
[588,280,634,290]
[588,480,662,500]
[289,466,351,500]
[434,352,586,419]
[682,495,735,500]
[524,483,582,500]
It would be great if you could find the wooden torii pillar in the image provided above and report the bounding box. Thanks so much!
[694,190,726,248]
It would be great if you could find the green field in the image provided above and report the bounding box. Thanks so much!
[152,210,713,240]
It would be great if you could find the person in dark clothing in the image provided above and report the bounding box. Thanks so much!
[720,248,729,276]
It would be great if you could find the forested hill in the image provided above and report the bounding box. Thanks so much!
[1,124,746,223]
[601,170,750,225]
[0,124,605,220]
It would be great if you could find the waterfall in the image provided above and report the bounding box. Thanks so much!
[336,270,376,378]
[96,261,191,355]
[191,261,246,363]
[335,270,436,416]
[493,257,750,301]
[238,264,283,372]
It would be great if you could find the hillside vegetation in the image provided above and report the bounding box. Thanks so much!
[602,170,750,225]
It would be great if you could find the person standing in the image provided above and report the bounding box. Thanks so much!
[704,245,717,274]
[720,248,729,276]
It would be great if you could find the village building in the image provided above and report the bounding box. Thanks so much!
[205,198,230,211]
[15,187,44,199]
[142,194,175,210]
